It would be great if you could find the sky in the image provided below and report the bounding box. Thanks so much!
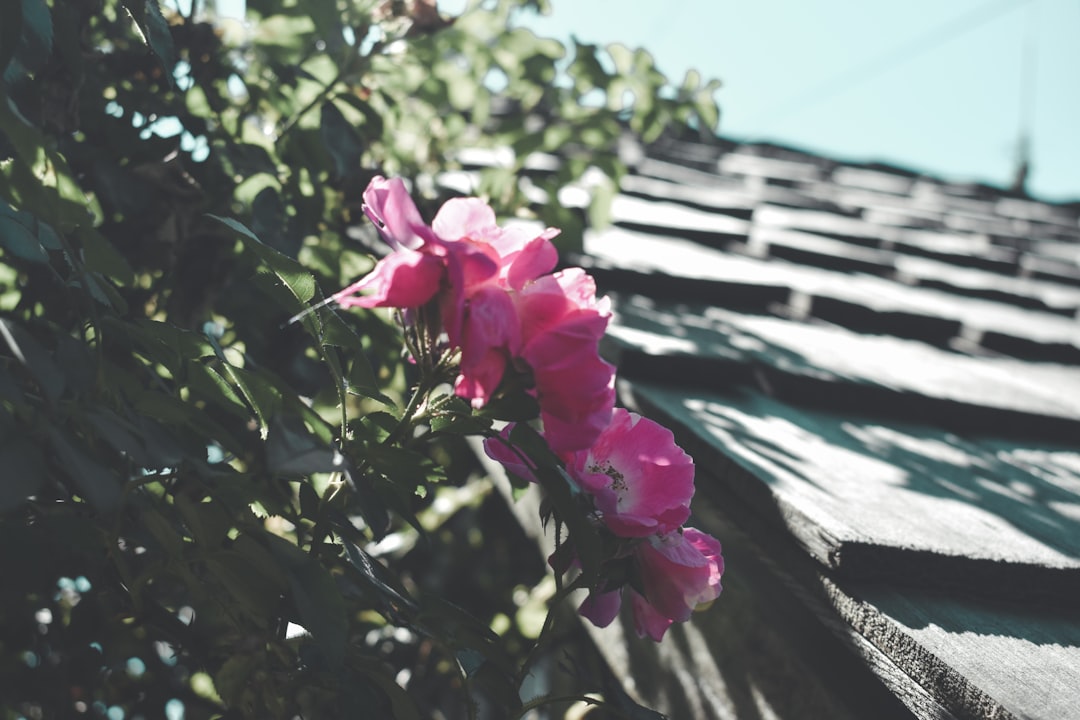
[487,0,1079,202]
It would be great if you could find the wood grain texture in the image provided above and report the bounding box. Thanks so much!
[619,380,1080,598]
[605,295,1080,442]
[838,582,1080,720]
[581,227,1080,358]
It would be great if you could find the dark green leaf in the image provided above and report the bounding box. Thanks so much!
[210,214,317,307]
[206,544,286,622]
[307,0,344,51]
[340,537,415,613]
[351,656,423,720]
[298,480,320,520]
[262,532,347,667]
[0,201,48,263]
[266,414,344,476]
[0,319,64,403]
[0,0,23,79]
[121,0,177,84]
[340,464,391,540]
[320,101,364,180]
[430,397,493,435]
[477,388,540,422]
[252,186,298,257]
[456,647,485,678]
[0,435,45,511]
[6,0,51,80]
[80,226,135,285]
[48,427,122,510]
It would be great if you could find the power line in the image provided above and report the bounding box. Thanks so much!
[749,0,1031,130]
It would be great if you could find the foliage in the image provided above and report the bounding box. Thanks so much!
[0,0,719,717]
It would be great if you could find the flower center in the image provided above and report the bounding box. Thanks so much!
[588,462,627,497]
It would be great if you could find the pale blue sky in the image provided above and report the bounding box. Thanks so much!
[503,0,1079,201]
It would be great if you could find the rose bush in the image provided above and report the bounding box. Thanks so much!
[337,175,616,453]
[0,0,722,715]
[341,178,723,641]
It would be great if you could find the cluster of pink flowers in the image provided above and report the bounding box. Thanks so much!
[334,176,614,453]
[485,410,723,641]
[337,177,722,641]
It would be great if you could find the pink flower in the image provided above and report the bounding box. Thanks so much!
[332,247,445,310]
[566,408,693,537]
[481,425,537,484]
[579,528,724,641]
[431,197,560,292]
[429,197,558,407]
[636,528,724,624]
[334,177,466,310]
[336,178,613,435]
[515,270,616,453]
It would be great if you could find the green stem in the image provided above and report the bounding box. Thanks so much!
[55,231,106,387]
[515,573,587,689]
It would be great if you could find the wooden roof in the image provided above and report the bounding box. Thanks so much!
[593,135,1080,720]
[455,133,1080,719]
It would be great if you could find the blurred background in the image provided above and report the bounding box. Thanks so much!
[483,0,1079,201]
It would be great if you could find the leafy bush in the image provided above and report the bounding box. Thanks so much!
[0,0,720,717]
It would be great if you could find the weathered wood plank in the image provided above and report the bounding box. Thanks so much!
[830,580,1080,720]
[895,255,1080,315]
[609,194,749,248]
[619,173,755,220]
[605,296,1080,434]
[747,225,899,275]
[617,380,1080,595]
[584,225,1080,356]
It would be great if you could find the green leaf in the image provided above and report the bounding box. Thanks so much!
[0,318,64,403]
[307,0,344,52]
[262,532,348,667]
[340,537,415,613]
[206,541,287,622]
[430,396,493,435]
[121,0,177,84]
[340,464,391,540]
[80,226,135,285]
[48,427,122,511]
[0,0,23,79]
[0,434,45,511]
[351,656,423,720]
[4,0,51,81]
[477,387,540,422]
[210,214,317,307]
[266,415,345,477]
[320,101,364,180]
[0,201,49,264]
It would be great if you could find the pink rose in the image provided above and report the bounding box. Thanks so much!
[636,528,724,624]
[579,527,724,641]
[566,408,694,537]
[481,425,537,484]
[336,178,613,440]
[515,270,616,453]
[429,197,558,406]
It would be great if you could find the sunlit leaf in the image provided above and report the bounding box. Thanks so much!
[121,0,177,84]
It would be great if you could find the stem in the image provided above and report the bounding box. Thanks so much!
[306,368,433,555]
[515,573,587,689]
[55,230,105,388]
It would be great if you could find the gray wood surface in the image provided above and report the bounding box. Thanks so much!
[605,295,1080,433]
[583,226,1080,356]
[838,581,1080,720]
[618,380,1080,595]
